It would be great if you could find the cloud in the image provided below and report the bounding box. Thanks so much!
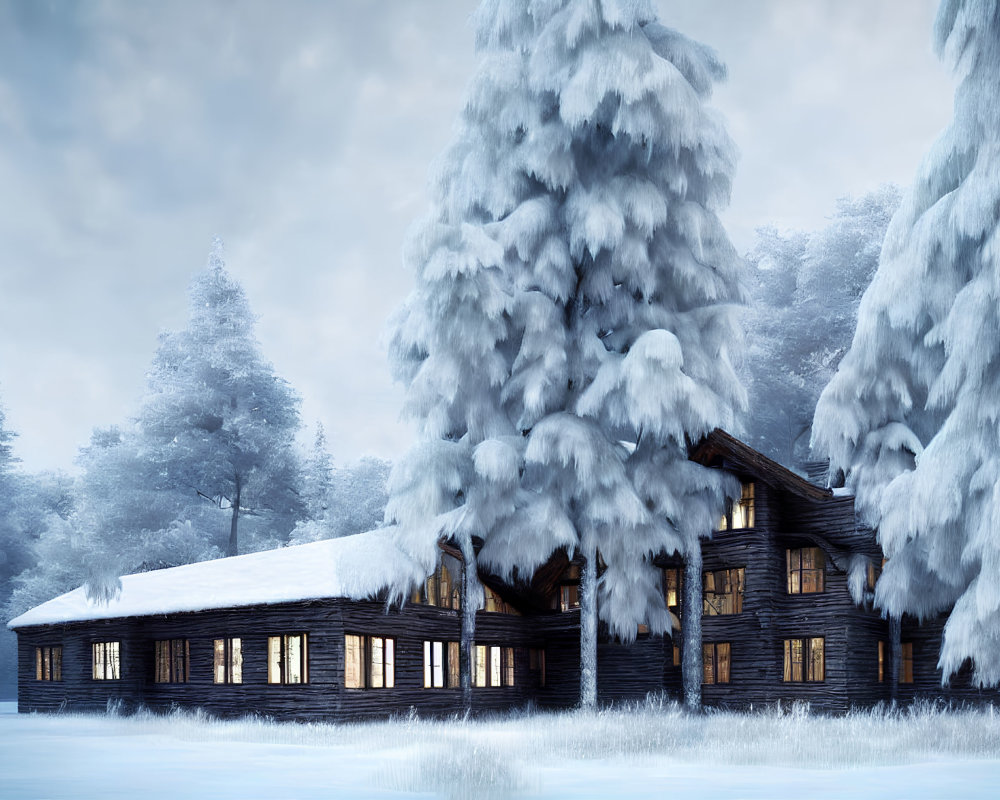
[0,0,957,473]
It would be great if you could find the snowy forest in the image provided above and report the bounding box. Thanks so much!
[0,244,391,694]
[0,181,901,697]
[3,0,1000,713]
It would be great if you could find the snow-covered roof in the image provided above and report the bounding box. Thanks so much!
[8,527,425,629]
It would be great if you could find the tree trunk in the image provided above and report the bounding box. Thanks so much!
[682,542,703,711]
[889,614,902,706]
[458,532,480,714]
[579,537,598,710]
[227,474,241,557]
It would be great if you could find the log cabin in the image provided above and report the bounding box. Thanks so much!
[9,430,997,718]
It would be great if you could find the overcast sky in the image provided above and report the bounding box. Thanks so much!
[0,0,952,474]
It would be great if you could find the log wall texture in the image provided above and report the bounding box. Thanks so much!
[17,450,999,718]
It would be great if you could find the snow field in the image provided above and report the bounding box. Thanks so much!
[3,698,1000,799]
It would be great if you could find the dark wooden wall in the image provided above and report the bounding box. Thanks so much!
[17,469,998,718]
[16,599,549,721]
[697,478,896,712]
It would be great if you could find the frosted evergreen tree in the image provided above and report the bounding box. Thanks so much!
[301,423,335,523]
[139,240,304,558]
[744,186,900,466]
[389,0,744,709]
[813,0,1000,685]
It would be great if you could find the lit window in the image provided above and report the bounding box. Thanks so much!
[484,584,520,615]
[344,634,394,689]
[472,643,514,687]
[672,644,681,667]
[719,482,755,530]
[268,633,308,685]
[787,547,826,594]
[878,640,885,682]
[900,641,913,684]
[345,634,364,688]
[703,568,745,615]
[702,642,731,684]
[411,559,461,609]
[92,641,121,680]
[867,561,880,591]
[783,637,825,682]
[213,638,243,684]
[424,641,480,689]
[663,568,683,615]
[154,639,189,683]
[559,584,580,612]
[35,646,62,681]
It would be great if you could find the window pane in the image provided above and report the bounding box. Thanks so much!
[268,636,282,684]
[52,647,62,681]
[93,643,103,680]
[439,565,451,609]
[901,642,914,684]
[109,641,120,680]
[370,637,384,689]
[385,639,395,688]
[732,501,746,529]
[474,645,487,688]
[878,641,885,682]
[287,635,305,684]
[447,641,460,688]
[345,635,363,688]
[808,638,825,681]
[35,648,42,681]
[702,644,715,684]
[717,643,731,683]
[231,638,243,684]
[214,639,226,684]
[504,647,514,687]
[490,646,501,687]
[423,641,432,688]
[432,641,444,688]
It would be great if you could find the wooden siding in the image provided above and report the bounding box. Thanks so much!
[17,451,999,718]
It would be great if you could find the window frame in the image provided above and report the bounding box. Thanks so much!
[663,567,683,615]
[472,643,515,688]
[702,642,731,685]
[154,639,190,684]
[92,641,121,681]
[213,637,243,685]
[410,559,462,610]
[703,567,745,616]
[559,583,580,612]
[268,633,309,685]
[783,636,825,682]
[900,641,914,684]
[35,645,63,682]
[786,547,826,594]
[422,640,460,689]
[483,584,520,615]
[719,482,755,530]
[344,633,395,689]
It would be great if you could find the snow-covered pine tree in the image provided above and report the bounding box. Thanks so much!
[302,423,335,523]
[813,0,1000,685]
[137,240,304,558]
[389,0,744,710]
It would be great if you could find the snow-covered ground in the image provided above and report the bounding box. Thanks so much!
[2,699,999,799]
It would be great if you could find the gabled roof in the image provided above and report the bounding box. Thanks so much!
[8,527,425,630]
[689,429,834,502]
